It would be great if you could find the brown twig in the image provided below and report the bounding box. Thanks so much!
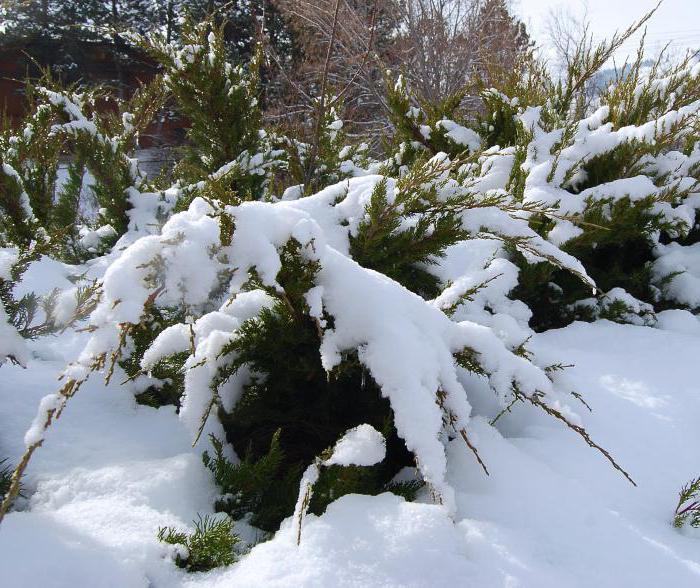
[525,391,636,486]
[328,1,378,109]
[458,427,490,476]
[0,441,41,524]
[303,0,341,191]
[0,375,85,525]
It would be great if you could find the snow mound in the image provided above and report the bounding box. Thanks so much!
[192,493,472,588]
[324,424,386,468]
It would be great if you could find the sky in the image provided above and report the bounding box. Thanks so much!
[513,0,700,64]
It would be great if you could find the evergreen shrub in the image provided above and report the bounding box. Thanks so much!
[4,14,700,566]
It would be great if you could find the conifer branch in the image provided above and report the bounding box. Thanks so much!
[0,441,40,524]
[0,374,87,524]
[522,389,636,486]
[458,427,490,476]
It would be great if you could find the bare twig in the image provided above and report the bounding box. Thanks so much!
[303,0,342,190]
[525,390,636,486]
[458,427,490,476]
[328,1,378,108]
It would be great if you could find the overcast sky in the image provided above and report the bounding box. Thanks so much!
[513,0,700,64]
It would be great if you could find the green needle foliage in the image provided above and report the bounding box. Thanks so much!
[277,96,368,195]
[203,432,299,532]
[349,162,470,299]
[513,195,681,330]
[0,73,165,255]
[120,305,188,408]
[0,460,13,501]
[144,18,282,205]
[383,73,484,172]
[6,7,699,552]
[0,243,100,344]
[193,237,436,530]
[674,477,700,529]
[158,514,239,572]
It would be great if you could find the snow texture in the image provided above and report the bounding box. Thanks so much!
[324,424,386,467]
[3,56,700,588]
[49,172,578,514]
[3,319,700,586]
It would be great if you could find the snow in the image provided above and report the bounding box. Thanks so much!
[2,227,698,581]
[1,154,699,585]
[0,332,218,587]
[5,102,700,579]
[573,287,656,326]
[0,247,18,280]
[323,424,386,468]
[437,119,482,151]
[3,48,700,588]
[0,304,28,367]
[653,241,700,308]
[3,319,700,586]
[1,163,35,219]
[0,252,79,367]
[51,170,587,518]
[13,256,75,301]
[203,493,473,588]
[656,309,700,336]
[78,224,118,252]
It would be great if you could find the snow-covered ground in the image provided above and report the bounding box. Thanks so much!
[2,294,700,586]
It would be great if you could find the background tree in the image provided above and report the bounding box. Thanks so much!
[270,0,531,141]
